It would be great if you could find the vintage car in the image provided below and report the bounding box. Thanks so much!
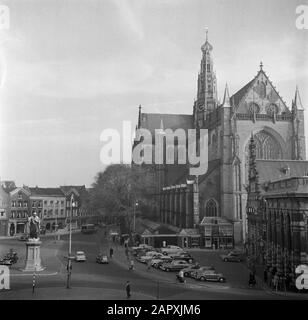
[18,234,29,241]
[181,264,215,277]
[220,251,242,262]
[193,269,226,282]
[137,251,163,263]
[96,254,108,264]
[160,245,184,256]
[75,251,86,262]
[160,260,193,272]
[151,256,173,268]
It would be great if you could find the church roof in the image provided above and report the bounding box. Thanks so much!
[230,79,255,107]
[140,113,194,134]
[256,160,308,184]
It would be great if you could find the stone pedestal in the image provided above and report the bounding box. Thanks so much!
[22,240,45,272]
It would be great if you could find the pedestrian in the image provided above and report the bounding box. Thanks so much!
[109,247,113,258]
[248,272,256,287]
[177,269,185,283]
[273,273,279,291]
[129,259,134,270]
[126,281,131,299]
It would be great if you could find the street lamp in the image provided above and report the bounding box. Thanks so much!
[133,200,138,233]
[66,193,75,289]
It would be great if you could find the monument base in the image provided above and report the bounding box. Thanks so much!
[22,240,45,272]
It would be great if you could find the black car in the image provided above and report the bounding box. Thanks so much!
[0,258,13,266]
[171,254,195,263]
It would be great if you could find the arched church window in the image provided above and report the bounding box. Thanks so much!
[259,82,266,99]
[266,104,279,116]
[248,102,260,115]
[244,130,283,183]
[205,199,218,217]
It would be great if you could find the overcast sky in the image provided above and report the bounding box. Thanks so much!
[0,0,307,187]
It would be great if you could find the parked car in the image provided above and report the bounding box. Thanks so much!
[160,260,193,272]
[132,244,154,251]
[181,264,215,277]
[193,269,226,282]
[160,245,184,256]
[220,251,242,262]
[151,256,173,268]
[171,254,195,264]
[190,266,216,278]
[137,251,163,263]
[132,246,156,256]
[4,251,18,264]
[75,251,86,262]
[0,258,13,266]
[96,254,108,264]
[18,234,29,241]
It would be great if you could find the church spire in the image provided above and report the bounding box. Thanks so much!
[137,104,142,128]
[293,86,304,112]
[222,83,231,108]
[194,29,218,127]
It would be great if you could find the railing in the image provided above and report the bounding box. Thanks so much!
[236,113,293,121]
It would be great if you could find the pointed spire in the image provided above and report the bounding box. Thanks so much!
[260,61,263,70]
[201,28,213,52]
[137,104,142,128]
[294,86,304,111]
[222,83,231,108]
[160,117,164,130]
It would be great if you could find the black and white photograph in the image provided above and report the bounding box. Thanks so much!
[0,0,308,305]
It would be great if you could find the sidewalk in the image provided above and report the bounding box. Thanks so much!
[0,286,153,300]
[244,261,308,299]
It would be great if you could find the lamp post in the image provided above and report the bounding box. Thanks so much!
[66,193,75,289]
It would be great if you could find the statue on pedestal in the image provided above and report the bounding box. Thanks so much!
[26,212,40,241]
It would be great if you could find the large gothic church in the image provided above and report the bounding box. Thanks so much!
[135,32,307,244]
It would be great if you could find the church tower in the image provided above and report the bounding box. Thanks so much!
[292,86,306,160]
[194,30,218,128]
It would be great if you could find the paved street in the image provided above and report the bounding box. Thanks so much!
[1,229,307,300]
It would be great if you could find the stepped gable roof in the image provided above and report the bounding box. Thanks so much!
[256,160,308,184]
[29,187,65,197]
[140,113,194,134]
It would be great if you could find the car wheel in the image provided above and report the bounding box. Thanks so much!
[163,252,167,255]
[153,263,157,268]
[166,268,170,272]
[184,272,189,277]
[223,258,228,262]
[219,278,225,283]
[200,276,206,281]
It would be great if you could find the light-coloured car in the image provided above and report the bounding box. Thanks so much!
[160,245,184,256]
[151,256,172,268]
[189,266,216,278]
[138,251,164,263]
[193,269,226,282]
[160,260,193,272]
[75,251,86,262]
